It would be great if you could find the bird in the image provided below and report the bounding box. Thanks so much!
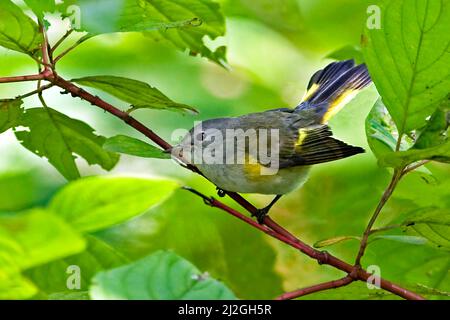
[171,59,372,223]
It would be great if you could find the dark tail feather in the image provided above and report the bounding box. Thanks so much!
[293,125,364,165]
[295,59,372,123]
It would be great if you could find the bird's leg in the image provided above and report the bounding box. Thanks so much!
[253,195,283,224]
[216,187,226,197]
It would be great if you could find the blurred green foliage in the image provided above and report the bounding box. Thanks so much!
[0,0,448,300]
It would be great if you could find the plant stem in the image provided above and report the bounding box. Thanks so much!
[53,35,90,64]
[50,29,74,55]
[15,83,53,100]
[355,169,403,266]
[401,160,430,177]
[369,224,402,235]
[275,276,354,300]
[38,21,52,73]
[52,76,172,150]
[0,74,45,83]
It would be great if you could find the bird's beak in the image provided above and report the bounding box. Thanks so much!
[163,147,172,154]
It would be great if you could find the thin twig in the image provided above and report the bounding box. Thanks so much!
[50,29,74,55]
[401,160,431,177]
[38,21,52,73]
[52,75,171,150]
[54,35,90,64]
[0,74,46,83]
[369,224,402,235]
[15,83,53,100]
[275,276,354,300]
[354,169,403,266]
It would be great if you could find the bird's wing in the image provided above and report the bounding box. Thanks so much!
[228,111,364,169]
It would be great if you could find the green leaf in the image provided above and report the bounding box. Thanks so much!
[362,0,450,134]
[104,135,171,159]
[0,209,86,270]
[403,207,450,248]
[365,99,399,161]
[364,98,449,167]
[49,176,178,232]
[90,250,236,299]
[15,108,120,180]
[0,0,41,56]
[98,186,284,299]
[0,170,61,212]
[26,236,128,294]
[371,235,428,245]
[314,235,361,248]
[0,99,24,134]
[0,271,37,300]
[224,0,303,33]
[410,104,450,164]
[59,0,226,65]
[24,0,56,19]
[380,138,450,168]
[326,45,364,64]
[72,76,198,114]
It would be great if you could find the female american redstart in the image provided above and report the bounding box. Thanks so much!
[172,60,372,222]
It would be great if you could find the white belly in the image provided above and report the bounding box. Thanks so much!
[197,164,310,195]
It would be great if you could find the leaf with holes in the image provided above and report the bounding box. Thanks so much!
[24,0,56,19]
[49,176,178,232]
[0,0,41,56]
[90,250,236,299]
[103,135,171,159]
[0,99,24,134]
[72,76,198,114]
[366,98,449,167]
[15,108,119,180]
[365,99,399,161]
[58,0,226,65]
[403,207,450,249]
[362,0,450,135]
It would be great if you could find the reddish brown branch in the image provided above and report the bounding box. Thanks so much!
[0,74,45,83]
[52,76,172,151]
[275,276,354,300]
[183,188,424,300]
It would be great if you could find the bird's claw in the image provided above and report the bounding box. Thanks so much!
[252,208,269,224]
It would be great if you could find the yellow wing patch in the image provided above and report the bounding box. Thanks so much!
[301,83,320,102]
[296,129,308,149]
[321,89,358,123]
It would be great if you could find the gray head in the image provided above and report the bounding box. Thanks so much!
[171,118,234,163]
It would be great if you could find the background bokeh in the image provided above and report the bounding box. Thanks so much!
[1,0,448,299]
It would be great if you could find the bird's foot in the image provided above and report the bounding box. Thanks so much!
[252,208,269,224]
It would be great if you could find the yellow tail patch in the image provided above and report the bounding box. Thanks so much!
[301,83,320,102]
[321,89,358,123]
